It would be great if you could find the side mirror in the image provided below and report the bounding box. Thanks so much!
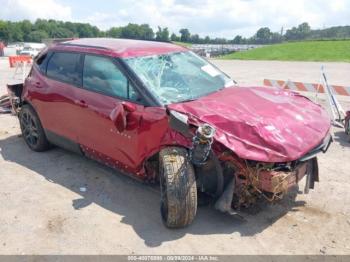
[109,104,127,133]
[109,102,137,132]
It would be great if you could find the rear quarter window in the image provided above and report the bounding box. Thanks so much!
[46,52,81,86]
[35,52,51,74]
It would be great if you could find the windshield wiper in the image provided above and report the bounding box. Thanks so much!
[177,97,196,103]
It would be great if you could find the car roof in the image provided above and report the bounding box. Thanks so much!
[54,38,187,58]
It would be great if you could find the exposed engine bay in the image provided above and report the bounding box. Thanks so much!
[194,141,320,214]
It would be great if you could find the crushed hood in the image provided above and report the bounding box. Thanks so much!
[168,86,331,162]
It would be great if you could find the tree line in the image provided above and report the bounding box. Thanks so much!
[0,19,349,45]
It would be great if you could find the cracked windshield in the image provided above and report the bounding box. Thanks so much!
[124,51,234,104]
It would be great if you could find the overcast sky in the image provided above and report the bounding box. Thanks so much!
[0,0,349,38]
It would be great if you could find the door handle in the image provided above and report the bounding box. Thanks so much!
[75,100,88,108]
[34,81,41,88]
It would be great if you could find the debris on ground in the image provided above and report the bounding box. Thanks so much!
[0,94,11,113]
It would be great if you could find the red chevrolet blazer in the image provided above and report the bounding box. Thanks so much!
[7,38,332,228]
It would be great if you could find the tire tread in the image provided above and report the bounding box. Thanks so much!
[159,147,197,228]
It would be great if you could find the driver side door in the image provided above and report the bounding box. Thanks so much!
[75,54,147,173]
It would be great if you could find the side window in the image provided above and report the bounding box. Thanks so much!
[83,55,140,101]
[46,52,81,86]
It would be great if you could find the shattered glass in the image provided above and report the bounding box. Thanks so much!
[124,51,233,104]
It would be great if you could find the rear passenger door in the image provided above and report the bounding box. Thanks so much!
[35,51,83,144]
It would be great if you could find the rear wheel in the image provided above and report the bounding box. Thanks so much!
[159,147,197,228]
[19,104,51,152]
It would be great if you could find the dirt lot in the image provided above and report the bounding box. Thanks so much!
[0,57,350,254]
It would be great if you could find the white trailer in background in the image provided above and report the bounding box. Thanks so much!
[3,47,17,56]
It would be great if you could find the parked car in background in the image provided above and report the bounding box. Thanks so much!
[7,38,332,228]
[20,43,46,57]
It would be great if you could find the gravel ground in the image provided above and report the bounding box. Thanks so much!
[0,57,350,255]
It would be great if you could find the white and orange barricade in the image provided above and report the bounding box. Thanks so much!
[8,55,33,82]
[263,79,350,96]
[263,67,348,127]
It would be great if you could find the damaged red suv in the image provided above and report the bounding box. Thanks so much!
[8,38,332,228]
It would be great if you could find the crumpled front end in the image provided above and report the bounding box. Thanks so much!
[168,86,331,163]
[169,116,332,212]
[214,148,321,211]
[167,86,333,213]
[196,130,332,214]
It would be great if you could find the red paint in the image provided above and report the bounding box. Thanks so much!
[52,38,187,58]
[169,86,331,162]
[26,68,186,176]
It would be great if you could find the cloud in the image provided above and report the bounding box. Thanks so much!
[0,0,72,21]
[81,0,350,37]
[1,0,350,38]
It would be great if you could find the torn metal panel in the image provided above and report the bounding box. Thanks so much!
[169,86,331,162]
[258,162,307,193]
[218,152,318,205]
[6,83,24,114]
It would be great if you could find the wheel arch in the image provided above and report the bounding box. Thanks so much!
[20,99,36,113]
[142,142,191,182]
[19,102,51,152]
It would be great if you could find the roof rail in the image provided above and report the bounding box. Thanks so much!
[56,42,112,50]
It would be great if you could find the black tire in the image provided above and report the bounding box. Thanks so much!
[19,104,51,152]
[159,147,197,228]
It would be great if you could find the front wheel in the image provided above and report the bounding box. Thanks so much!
[159,147,197,228]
